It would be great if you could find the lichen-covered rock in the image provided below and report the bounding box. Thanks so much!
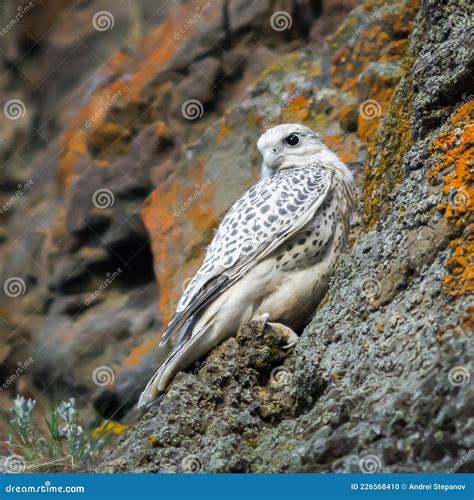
[102,0,472,473]
[96,318,294,473]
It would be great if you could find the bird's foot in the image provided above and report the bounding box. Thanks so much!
[253,313,298,350]
[254,312,270,328]
[270,323,299,350]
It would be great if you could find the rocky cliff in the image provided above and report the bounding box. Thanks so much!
[0,0,472,473]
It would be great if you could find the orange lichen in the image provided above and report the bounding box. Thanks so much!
[254,112,265,126]
[331,25,394,96]
[378,39,409,62]
[323,134,358,163]
[428,101,474,222]
[428,101,474,297]
[121,163,218,368]
[141,160,216,327]
[281,95,309,122]
[460,303,474,332]
[390,0,419,32]
[147,435,160,446]
[338,104,355,128]
[331,48,353,92]
[154,120,170,139]
[89,122,131,157]
[331,0,418,98]
[58,79,130,190]
[331,1,418,217]
[217,119,231,142]
[122,338,157,369]
[357,89,394,145]
[108,51,127,73]
[125,2,221,100]
[57,0,215,191]
[442,235,474,297]
[298,109,309,121]
[141,185,183,325]
[58,129,88,190]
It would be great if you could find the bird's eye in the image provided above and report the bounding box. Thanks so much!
[285,134,300,146]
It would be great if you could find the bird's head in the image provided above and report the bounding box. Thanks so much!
[257,124,330,177]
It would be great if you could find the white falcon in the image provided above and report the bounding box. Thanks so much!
[138,124,355,407]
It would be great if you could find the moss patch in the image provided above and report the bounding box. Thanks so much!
[362,54,415,226]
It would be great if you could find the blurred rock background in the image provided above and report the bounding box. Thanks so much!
[0,0,471,472]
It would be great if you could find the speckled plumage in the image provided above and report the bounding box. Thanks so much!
[138,124,355,407]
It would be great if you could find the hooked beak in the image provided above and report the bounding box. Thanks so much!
[261,150,283,176]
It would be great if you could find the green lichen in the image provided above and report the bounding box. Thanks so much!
[362,53,415,226]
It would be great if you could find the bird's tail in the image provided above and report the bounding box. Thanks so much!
[137,345,183,407]
[137,366,166,408]
[137,323,213,408]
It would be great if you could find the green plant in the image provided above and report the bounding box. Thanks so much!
[1,396,110,471]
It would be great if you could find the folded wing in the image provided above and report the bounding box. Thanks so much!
[159,165,332,348]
